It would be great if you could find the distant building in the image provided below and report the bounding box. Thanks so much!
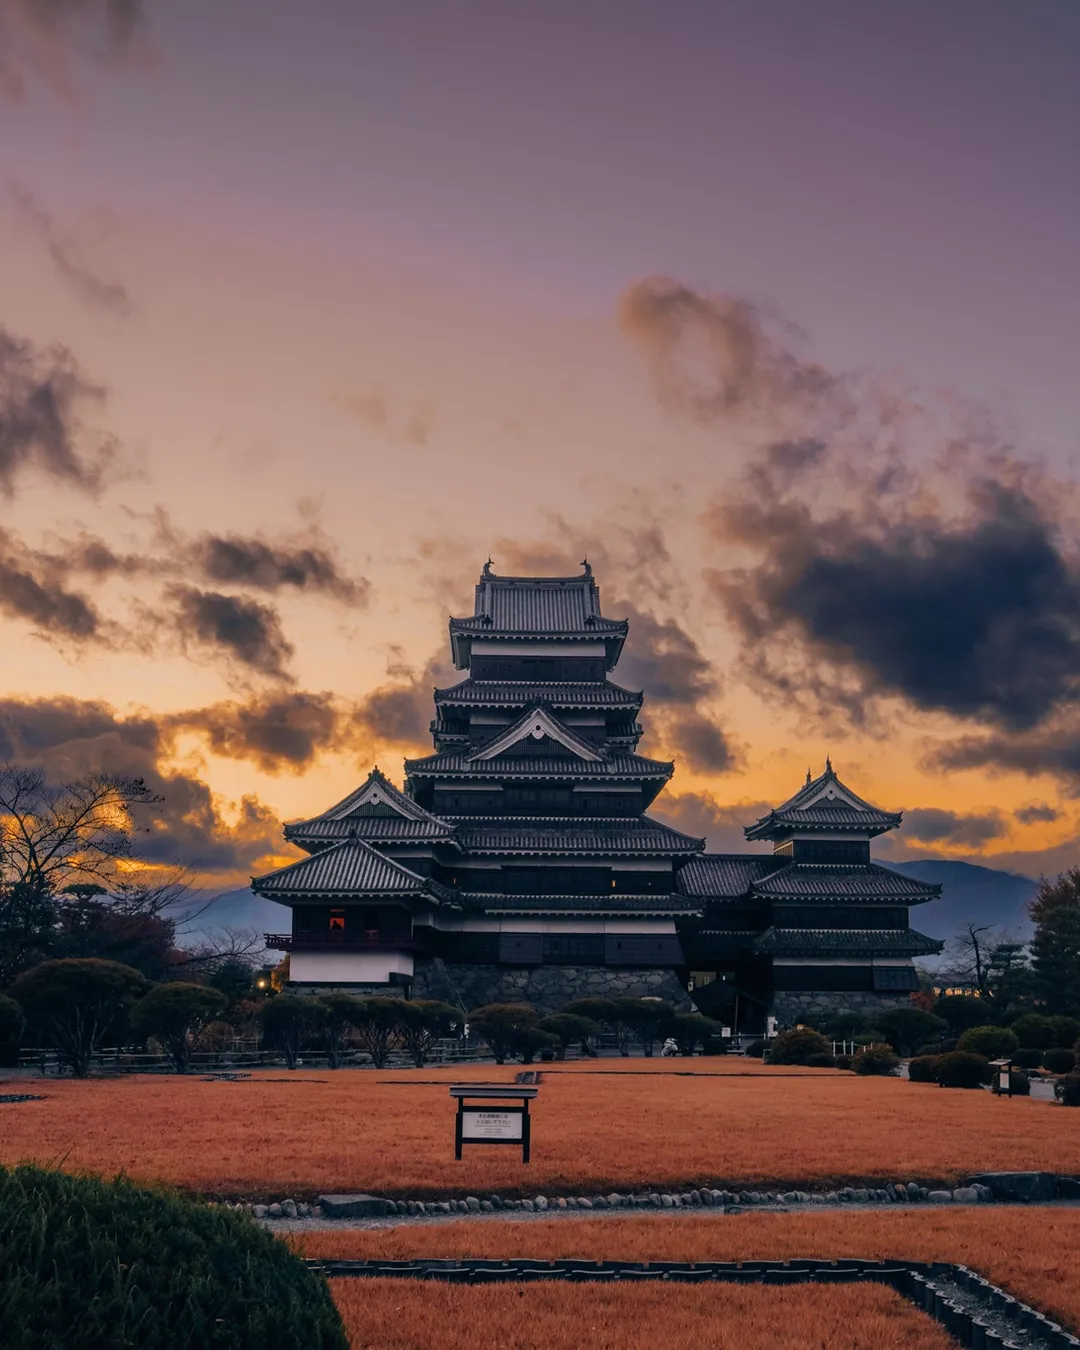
[253,563,942,1029]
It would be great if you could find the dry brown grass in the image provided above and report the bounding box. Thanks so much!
[298,1209,1080,1332]
[2,1060,1075,1194]
[328,1278,957,1350]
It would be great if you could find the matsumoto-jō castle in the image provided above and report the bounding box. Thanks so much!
[253,563,943,1031]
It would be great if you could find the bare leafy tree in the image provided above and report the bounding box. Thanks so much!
[0,766,161,892]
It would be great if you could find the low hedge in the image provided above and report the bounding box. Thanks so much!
[935,1051,991,1089]
[1042,1048,1076,1075]
[0,1165,347,1349]
[851,1044,899,1076]
[1011,1047,1045,1071]
[907,1054,940,1083]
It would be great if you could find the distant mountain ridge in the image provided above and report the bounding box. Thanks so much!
[174,860,1038,955]
[890,859,1036,943]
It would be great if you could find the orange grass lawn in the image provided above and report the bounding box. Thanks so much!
[299,1209,1080,1334]
[2,1059,1075,1195]
[328,1278,957,1350]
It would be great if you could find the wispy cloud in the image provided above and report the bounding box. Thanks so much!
[9,183,133,316]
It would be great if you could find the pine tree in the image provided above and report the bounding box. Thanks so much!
[1030,867,1080,1015]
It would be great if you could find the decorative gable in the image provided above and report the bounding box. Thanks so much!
[468,705,604,763]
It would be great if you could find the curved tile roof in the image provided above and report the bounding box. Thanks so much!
[463,892,701,915]
[676,853,785,898]
[752,863,941,900]
[252,837,445,900]
[434,679,642,708]
[404,750,672,778]
[448,816,704,855]
[745,764,902,840]
[755,927,943,957]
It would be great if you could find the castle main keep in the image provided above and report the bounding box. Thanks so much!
[253,563,941,1029]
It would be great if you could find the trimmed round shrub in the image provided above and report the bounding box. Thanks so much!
[931,996,990,1033]
[1010,1013,1058,1050]
[935,1051,991,1089]
[1056,1071,1080,1107]
[1049,1016,1080,1049]
[833,1053,853,1070]
[0,1164,346,1349]
[804,1052,836,1068]
[851,1044,899,1076]
[956,1025,1019,1059]
[767,1027,832,1065]
[907,1055,941,1083]
[1042,1048,1076,1075]
[913,1042,945,1058]
[743,1038,765,1058]
[1012,1047,1045,1071]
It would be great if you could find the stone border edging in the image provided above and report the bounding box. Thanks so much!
[308,1255,1080,1350]
[229,1171,1080,1220]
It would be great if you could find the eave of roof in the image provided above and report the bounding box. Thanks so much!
[461,892,702,915]
[251,837,455,904]
[403,750,673,779]
[754,927,944,957]
[446,815,705,855]
[433,679,642,709]
[676,853,786,898]
[751,862,941,901]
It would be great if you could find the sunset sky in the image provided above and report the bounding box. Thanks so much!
[2,0,1080,885]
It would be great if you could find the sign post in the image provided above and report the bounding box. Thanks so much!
[450,1083,539,1164]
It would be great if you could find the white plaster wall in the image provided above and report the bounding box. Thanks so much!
[289,950,414,984]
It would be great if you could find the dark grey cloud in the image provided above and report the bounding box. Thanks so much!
[0,694,282,874]
[190,532,370,605]
[0,0,146,103]
[0,550,101,639]
[0,325,115,496]
[10,184,133,316]
[704,440,1080,736]
[1014,802,1060,825]
[934,723,1080,792]
[170,691,347,775]
[350,648,456,752]
[169,587,295,682]
[902,807,1008,848]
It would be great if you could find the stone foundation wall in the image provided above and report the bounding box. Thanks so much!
[411,959,692,1013]
[771,990,912,1026]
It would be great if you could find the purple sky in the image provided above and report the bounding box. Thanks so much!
[2,0,1080,881]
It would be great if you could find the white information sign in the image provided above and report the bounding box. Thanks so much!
[999,1070,1010,1091]
[462,1109,522,1141]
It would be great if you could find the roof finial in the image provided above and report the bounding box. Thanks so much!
[580,556,592,578]
[825,754,833,774]
[482,557,493,577]
[805,767,812,786]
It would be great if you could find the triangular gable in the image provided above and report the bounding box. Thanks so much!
[293,768,452,827]
[468,705,604,763]
[252,835,428,896]
[771,764,882,817]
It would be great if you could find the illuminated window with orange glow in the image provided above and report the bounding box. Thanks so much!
[329,909,345,932]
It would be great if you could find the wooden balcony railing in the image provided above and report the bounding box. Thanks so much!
[264,932,429,953]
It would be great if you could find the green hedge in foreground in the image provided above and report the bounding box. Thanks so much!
[0,1165,346,1350]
